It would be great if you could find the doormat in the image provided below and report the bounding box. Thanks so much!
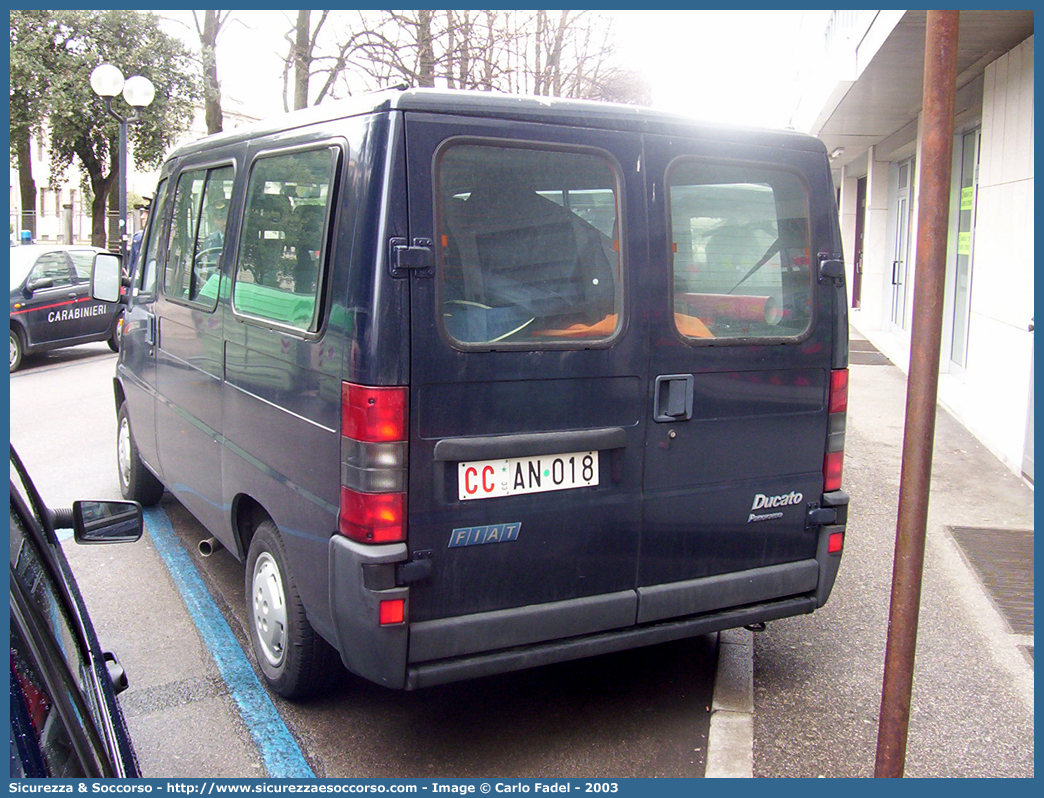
[949,526,1034,635]
[849,338,891,366]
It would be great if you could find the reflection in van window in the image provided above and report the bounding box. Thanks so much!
[669,162,812,340]
[438,144,621,346]
[163,166,234,307]
[233,148,336,332]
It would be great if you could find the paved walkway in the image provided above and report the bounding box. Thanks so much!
[751,326,1034,777]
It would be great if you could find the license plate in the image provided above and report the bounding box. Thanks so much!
[458,451,598,501]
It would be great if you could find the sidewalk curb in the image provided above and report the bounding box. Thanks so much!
[704,628,754,778]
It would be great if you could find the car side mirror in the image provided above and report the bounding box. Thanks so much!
[92,252,124,303]
[26,277,54,294]
[72,500,144,544]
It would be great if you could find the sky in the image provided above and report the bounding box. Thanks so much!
[157,10,829,131]
[613,10,826,128]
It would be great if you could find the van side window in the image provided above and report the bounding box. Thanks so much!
[232,147,336,332]
[669,161,812,341]
[437,143,622,347]
[139,179,168,295]
[163,166,234,308]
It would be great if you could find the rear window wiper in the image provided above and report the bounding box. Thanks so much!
[727,236,781,295]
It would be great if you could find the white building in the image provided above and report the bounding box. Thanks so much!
[793,10,1034,483]
[10,102,259,246]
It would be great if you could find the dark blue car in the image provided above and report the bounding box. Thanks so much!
[9,447,143,778]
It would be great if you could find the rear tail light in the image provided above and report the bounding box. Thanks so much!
[828,368,849,414]
[339,487,405,543]
[339,382,408,543]
[342,383,408,442]
[823,368,847,492]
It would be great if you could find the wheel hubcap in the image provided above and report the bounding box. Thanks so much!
[118,418,133,488]
[252,552,288,668]
[10,333,17,368]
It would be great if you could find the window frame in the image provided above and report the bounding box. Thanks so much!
[433,135,627,352]
[161,161,236,313]
[664,154,817,347]
[229,141,342,339]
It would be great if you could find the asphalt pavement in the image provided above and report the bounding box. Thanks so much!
[10,347,270,778]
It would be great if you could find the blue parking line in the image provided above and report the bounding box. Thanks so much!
[143,507,315,779]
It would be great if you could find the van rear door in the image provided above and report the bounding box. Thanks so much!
[402,113,649,660]
[635,134,837,622]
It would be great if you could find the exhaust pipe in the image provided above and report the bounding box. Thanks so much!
[198,537,222,557]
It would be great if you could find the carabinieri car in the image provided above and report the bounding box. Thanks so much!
[10,244,123,371]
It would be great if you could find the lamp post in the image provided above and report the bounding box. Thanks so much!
[89,64,155,261]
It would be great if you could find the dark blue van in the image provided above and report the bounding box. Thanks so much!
[93,89,849,699]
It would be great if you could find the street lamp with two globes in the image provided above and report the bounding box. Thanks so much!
[89,64,155,260]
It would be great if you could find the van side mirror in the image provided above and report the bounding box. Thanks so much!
[72,500,144,544]
[92,252,124,303]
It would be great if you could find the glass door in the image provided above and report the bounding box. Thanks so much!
[890,158,914,330]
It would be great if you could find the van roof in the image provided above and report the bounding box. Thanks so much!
[169,88,827,160]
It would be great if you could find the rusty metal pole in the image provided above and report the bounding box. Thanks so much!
[874,10,960,778]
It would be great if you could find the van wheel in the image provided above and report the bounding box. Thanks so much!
[117,404,164,506]
[246,521,337,699]
[10,329,24,372]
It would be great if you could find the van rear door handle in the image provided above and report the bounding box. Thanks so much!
[653,374,694,422]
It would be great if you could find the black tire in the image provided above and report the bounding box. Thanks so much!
[108,312,124,352]
[245,520,338,699]
[10,328,24,372]
[116,403,164,506]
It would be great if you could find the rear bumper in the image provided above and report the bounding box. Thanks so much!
[329,522,844,690]
[406,595,817,690]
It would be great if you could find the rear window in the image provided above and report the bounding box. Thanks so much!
[668,160,812,341]
[436,142,622,347]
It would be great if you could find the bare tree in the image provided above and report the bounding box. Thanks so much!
[282,10,648,108]
[281,10,379,109]
[194,10,231,135]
